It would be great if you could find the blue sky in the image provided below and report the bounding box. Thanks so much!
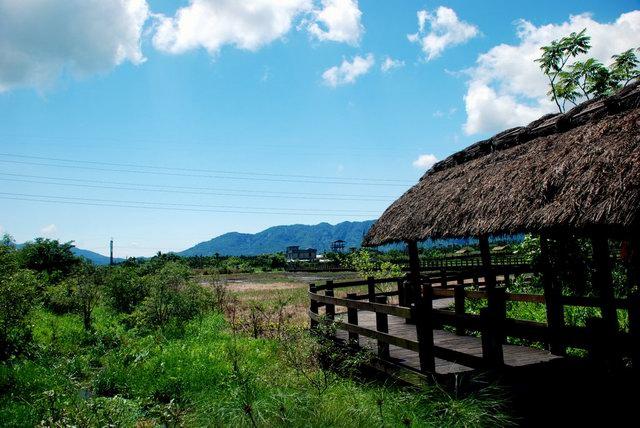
[1,0,639,256]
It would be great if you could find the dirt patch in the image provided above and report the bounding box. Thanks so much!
[201,279,306,292]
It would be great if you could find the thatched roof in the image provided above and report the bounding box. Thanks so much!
[365,82,640,246]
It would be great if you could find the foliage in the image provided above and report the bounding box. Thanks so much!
[103,266,146,313]
[346,249,403,279]
[536,29,639,112]
[0,270,39,360]
[17,238,80,284]
[133,262,215,331]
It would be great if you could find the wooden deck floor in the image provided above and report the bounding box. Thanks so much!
[334,298,562,376]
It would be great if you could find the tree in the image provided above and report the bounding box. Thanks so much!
[17,238,80,283]
[535,29,591,112]
[610,48,640,86]
[537,30,639,112]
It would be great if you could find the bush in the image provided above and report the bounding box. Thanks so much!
[133,262,215,331]
[0,270,39,360]
[103,267,147,313]
[16,238,80,284]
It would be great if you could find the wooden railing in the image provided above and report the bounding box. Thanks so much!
[308,273,640,374]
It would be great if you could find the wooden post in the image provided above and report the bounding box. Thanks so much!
[591,233,617,336]
[407,240,421,306]
[397,278,406,307]
[309,284,318,330]
[367,276,376,302]
[412,299,435,373]
[480,298,505,369]
[540,234,566,355]
[454,284,466,336]
[325,281,335,320]
[587,317,609,370]
[375,296,390,359]
[479,235,496,291]
[346,293,359,346]
[628,293,640,371]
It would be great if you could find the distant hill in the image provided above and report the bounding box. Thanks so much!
[178,220,376,257]
[15,242,121,265]
[72,248,123,265]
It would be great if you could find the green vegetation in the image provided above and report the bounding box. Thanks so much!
[536,29,639,112]
[0,235,510,427]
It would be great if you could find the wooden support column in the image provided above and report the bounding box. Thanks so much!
[629,294,640,370]
[540,234,566,355]
[346,293,359,346]
[479,235,505,367]
[309,284,318,330]
[591,233,618,336]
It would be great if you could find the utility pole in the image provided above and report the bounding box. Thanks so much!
[110,238,114,266]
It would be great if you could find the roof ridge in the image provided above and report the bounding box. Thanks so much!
[424,81,640,179]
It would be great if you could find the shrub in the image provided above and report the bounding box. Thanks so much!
[103,266,147,313]
[133,262,214,331]
[45,266,100,331]
[0,270,39,360]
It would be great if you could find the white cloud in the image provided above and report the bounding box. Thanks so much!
[412,154,438,170]
[322,53,374,87]
[380,56,405,72]
[0,0,149,92]
[153,0,312,54]
[307,0,363,45]
[40,224,57,237]
[463,11,640,135]
[408,6,479,61]
[0,225,4,235]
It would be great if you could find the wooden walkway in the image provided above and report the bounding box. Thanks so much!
[334,298,562,376]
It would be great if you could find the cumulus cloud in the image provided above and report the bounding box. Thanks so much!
[463,11,640,135]
[307,0,363,45]
[322,53,374,87]
[40,224,58,237]
[408,6,478,61]
[380,56,405,72]
[0,0,149,92]
[153,0,312,54]
[153,0,363,55]
[412,154,438,170]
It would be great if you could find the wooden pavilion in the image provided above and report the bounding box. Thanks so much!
[309,82,640,379]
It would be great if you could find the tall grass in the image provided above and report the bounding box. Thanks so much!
[1,307,510,427]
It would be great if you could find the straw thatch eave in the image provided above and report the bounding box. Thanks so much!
[364,82,640,247]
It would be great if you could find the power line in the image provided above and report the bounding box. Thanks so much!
[0,153,413,185]
[0,159,409,187]
[0,172,395,201]
[0,192,379,214]
[0,196,374,217]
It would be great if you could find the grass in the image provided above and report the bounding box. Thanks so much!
[1,302,511,427]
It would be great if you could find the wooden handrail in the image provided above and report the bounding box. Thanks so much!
[309,291,412,318]
[314,276,404,291]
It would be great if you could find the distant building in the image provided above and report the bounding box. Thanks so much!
[330,239,346,253]
[285,246,317,262]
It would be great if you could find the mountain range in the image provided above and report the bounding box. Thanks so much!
[177,220,376,257]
